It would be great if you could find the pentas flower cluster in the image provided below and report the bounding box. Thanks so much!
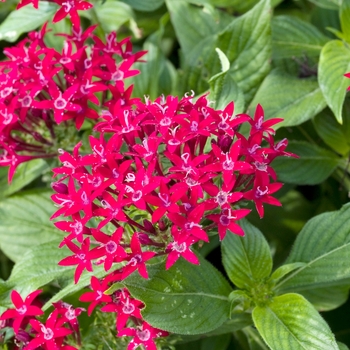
[0,19,145,182]
[0,290,84,349]
[50,86,295,347]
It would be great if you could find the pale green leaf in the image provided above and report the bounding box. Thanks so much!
[253,293,339,350]
[272,16,329,59]
[313,107,350,156]
[209,49,245,112]
[93,0,135,32]
[338,342,350,350]
[0,1,57,42]
[121,0,164,11]
[0,159,49,199]
[318,40,350,124]
[124,256,231,335]
[248,70,327,129]
[275,203,350,294]
[269,263,306,283]
[222,219,272,289]
[0,190,62,262]
[272,141,340,185]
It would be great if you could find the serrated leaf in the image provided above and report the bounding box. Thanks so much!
[253,293,339,350]
[308,0,340,10]
[93,0,135,32]
[275,203,350,295]
[272,15,329,59]
[248,70,327,129]
[0,239,72,308]
[313,107,350,156]
[182,0,271,103]
[166,0,229,56]
[272,141,340,185]
[123,256,231,335]
[0,1,57,42]
[121,0,164,11]
[0,159,49,199]
[269,263,307,283]
[318,40,350,124]
[222,219,272,289]
[0,190,61,262]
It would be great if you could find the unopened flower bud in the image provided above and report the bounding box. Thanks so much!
[143,219,156,234]
[51,182,68,194]
[138,233,153,245]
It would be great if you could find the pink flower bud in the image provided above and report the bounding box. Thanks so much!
[51,182,68,194]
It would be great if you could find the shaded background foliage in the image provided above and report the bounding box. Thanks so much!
[1,0,350,348]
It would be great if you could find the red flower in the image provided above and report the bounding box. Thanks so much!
[0,290,43,334]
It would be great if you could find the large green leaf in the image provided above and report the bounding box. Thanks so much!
[249,70,326,128]
[275,203,350,294]
[313,107,350,156]
[318,40,350,124]
[0,159,49,199]
[221,219,272,290]
[121,0,164,11]
[124,256,232,335]
[166,0,229,56]
[272,141,340,185]
[93,0,135,32]
[209,0,282,12]
[0,1,57,42]
[182,0,271,103]
[0,239,72,308]
[272,16,329,59]
[0,190,62,262]
[253,293,339,350]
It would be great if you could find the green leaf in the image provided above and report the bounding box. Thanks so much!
[0,190,62,262]
[124,256,231,335]
[272,141,340,185]
[222,219,272,289]
[121,0,164,11]
[338,342,350,350]
[0,159,49,199]
[269,263,307,283]
[209,0,282,12]
[208,49,245,112]
[253,293,339,350]
[166,0,228,56]
[93,0,135,32]
[234,327,269,350]
[182,0,271,103]
[0,1,57,42]
[341,0,350,42]
[300,285,350,311]
[318,40,350,124]
[308,0,340,10]
[313,107,350,156]
[248,70,327,129]
[272,16,329,59]
[0,239,72,308]
[275,203,350,294]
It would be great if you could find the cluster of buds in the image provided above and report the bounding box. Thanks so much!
[0,290,83,349]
